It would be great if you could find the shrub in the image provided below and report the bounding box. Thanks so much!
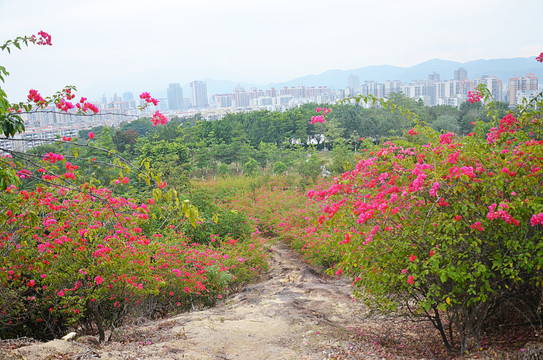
[308,83,543,354]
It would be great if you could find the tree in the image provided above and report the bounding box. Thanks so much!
[272,161,287,175]
[329,138,356,174]
[430,114,459,133]
[242,158,259,176]
[298,147,324,181]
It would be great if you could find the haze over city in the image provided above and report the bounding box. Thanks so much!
[1,0,541,102]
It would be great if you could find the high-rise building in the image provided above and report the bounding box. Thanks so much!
[167,83,184,110]
[385,80,403,96]
[508,74,538,106]
[454,67,468,82]
[233,85,250,107]
[347,74,360,95]
[361,81,385,98]
[190,81,208,107]
[475,75,503,102]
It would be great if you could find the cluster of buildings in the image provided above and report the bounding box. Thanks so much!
[0,68,539,153]
[345,69,539,107]
[0,94,140,153]
[164,81,336,113]
[162,69,539,116]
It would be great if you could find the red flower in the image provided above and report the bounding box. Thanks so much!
[88,132,94,139]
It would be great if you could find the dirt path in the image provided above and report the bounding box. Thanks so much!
[4,241,383,360]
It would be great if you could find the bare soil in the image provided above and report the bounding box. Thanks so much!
[1,241,540,360]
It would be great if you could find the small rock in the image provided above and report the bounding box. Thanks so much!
[61,331,77,341]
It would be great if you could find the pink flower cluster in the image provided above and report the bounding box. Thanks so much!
[531,213,543,226]
[63,88,76,100]
[27,89,46,105]
[76,97,99,114]
[311,115,325,124]
[140,92,159,106]
[43,152,64,163]
[536,52,543,63]
[439,132,454,145]
[316,107,331,115]
[470,221,484,231]
[56,99,75,112]
[487,203,519,226]
[429,181,440,197]
[407,128,420,136]
[468,90,482,104]
[150,110,168,126]
[310,107,331,124]
[31,31,52,46]
[487,114,519,144]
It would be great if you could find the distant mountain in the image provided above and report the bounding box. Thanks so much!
[81,57,542,101]
[265,57,543,89]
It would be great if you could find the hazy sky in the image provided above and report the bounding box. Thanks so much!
[1,0,541,101]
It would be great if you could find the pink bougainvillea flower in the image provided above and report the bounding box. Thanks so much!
[88,132,95,139]
[536,52,543,63]
[150,110,168,126]
[409,254,417,262]
[95,276,104,285]
[470,221,484,231]
[407,275,414,284]
[31,31,52,46]
[439,132,454,145]
[310,115,325,124]
[140,92,159,106]
[531,213,543,226]
[430,181,440,197]
[468,90,482,104]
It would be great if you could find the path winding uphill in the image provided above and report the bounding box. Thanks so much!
[3,241,379,360]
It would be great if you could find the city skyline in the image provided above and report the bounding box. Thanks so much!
[1,0,541,102]
[5,63,538,154]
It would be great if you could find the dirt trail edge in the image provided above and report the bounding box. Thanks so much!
[4,241,382,360]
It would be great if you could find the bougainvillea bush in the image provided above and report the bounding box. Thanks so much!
[0,182,267,341]
[0,32,268,342]
[305,56,543,354]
